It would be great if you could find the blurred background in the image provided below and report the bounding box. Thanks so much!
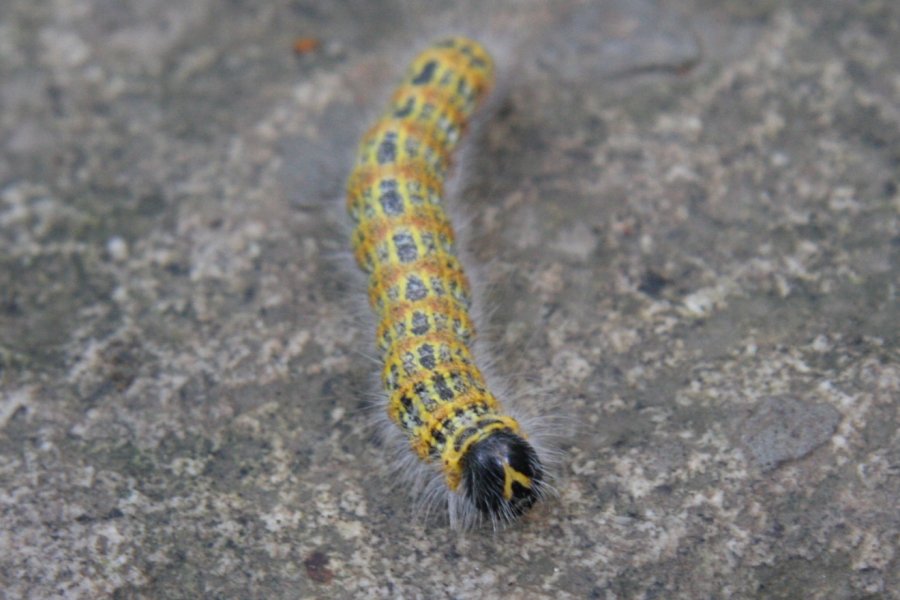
[1,1,897,597]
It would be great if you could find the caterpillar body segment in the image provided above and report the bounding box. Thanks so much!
[345,37,546,527]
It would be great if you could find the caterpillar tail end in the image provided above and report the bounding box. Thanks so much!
[460,430,545,524]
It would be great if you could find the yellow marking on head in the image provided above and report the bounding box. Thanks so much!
[456,418,518,461]
[502,462,534,501]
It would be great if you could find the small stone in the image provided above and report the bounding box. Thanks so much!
[106,236,128,262]
[740,396,842,472]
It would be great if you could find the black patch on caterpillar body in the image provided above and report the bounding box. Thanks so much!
[412,60,437,85]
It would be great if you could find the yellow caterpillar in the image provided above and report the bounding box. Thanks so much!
[345,37,546,528]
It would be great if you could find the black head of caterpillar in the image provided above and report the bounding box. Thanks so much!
[460,430,545,522]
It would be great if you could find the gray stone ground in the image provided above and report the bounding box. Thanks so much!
[1,0,897,598]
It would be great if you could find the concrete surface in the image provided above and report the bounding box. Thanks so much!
[1,0,897,598]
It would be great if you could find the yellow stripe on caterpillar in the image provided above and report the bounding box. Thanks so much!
[375,298,475,356]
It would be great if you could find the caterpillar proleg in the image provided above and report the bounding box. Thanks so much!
[345,37,548,529]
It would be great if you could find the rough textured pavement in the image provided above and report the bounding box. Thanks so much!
[1,0,898,598]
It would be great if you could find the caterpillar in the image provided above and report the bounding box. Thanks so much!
[345,37,547,529]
